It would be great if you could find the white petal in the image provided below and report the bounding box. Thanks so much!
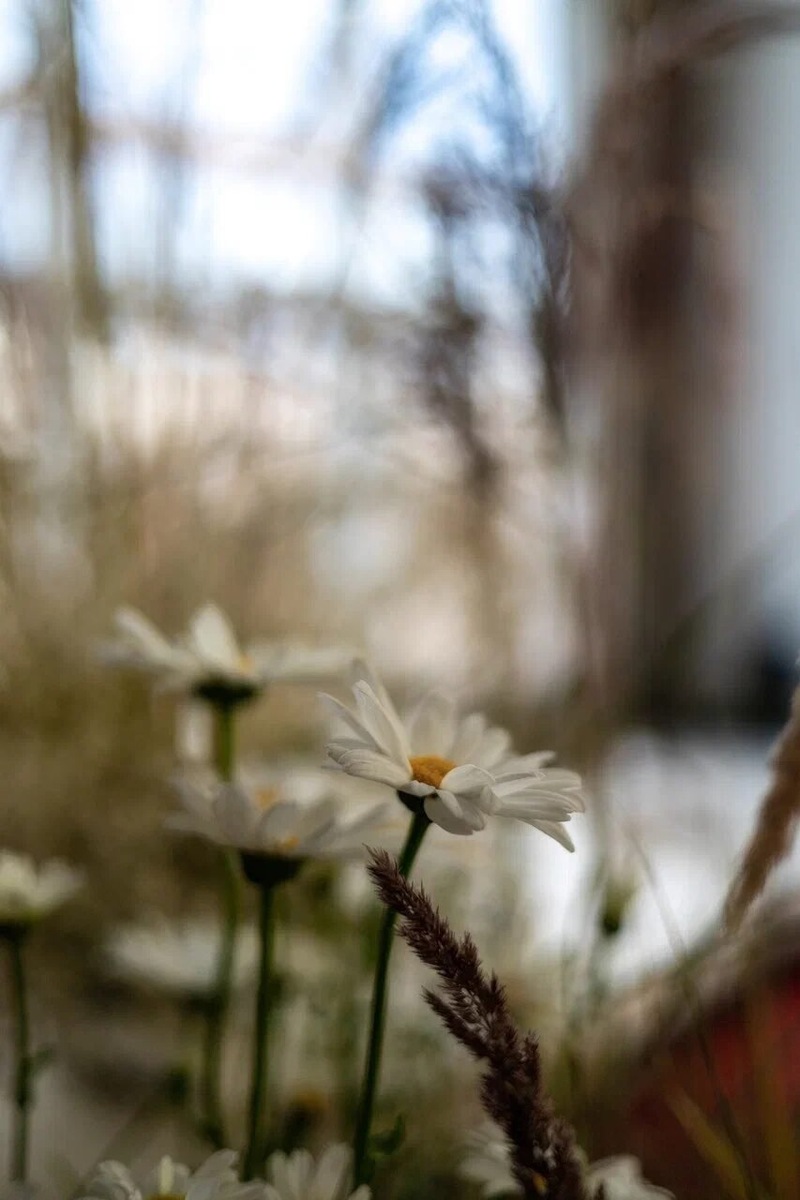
[493,774,584,814]
[447,712,487,762]
[186,604,242,670]
[494,751,556,776]
[350,658,395,711]
[401,779,437,797]
[516,817,574,851]
[113,608,188,671]
[440,763,495,797]
[469,726,513,770]
[335,748,411,789]
[493,792,577,821]
[311,1144,350,1200]
[353,683,410,765]
[254,644,355,684]
[212,788,256,846]
[319,692,379,748]
[407,692,457,756]
[286,1149,314,1199]
[424,792,483,835]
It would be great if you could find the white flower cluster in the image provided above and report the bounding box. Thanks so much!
[79,1151,263,1200]
[79,1146,367,1200]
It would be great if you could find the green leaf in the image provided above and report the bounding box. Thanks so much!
[369,1113,406,1159]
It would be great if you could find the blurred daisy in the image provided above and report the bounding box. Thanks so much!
[170,773,387,874]
[265,1145,369,1200]
[460,1130,673,1200]
[106,918,258,1001]
[0,852,83,930]
[460,1128,516,1197]
[79,1150,263,1200]
[586,1157,674,1199]
[104,604,355,703]
[321,663,583,843]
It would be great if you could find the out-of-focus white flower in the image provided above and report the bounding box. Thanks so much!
[106,918,258,1000]
[585,1157,674,1199]
[170,771,387,866]
[264,1145,369,1200]
[79,1150,263,1200]
[0,852,83,929]
[460,1130,673,1200]
[103,604,355,701]
[460,1128,517,1197]
[322,662,583,843]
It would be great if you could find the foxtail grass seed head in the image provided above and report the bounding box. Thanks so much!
[724,673,800,929]
[367,850,588,1200]
[460,1132,674,1200]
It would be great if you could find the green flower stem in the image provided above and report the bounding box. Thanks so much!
[200,700,242,1147]
[5,929,32,1184]
[243,883,276,1179]
[214,700,236,779]
[353,808,430,1186]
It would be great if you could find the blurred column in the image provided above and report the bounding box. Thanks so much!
[718,17,800,715]
[565,1,746,726]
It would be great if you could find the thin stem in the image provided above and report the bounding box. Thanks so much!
[243,884,276,1179]
[214,701,236,780]
[6,931,31,1183]
[352,809,429,1186]
[200,700,241,1148]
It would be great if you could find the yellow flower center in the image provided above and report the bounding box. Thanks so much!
[409,755,456,789]
[533,1174,548,1196]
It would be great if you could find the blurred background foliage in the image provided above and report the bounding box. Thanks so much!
[3,1,800,1197]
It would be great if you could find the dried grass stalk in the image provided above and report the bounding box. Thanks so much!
[725,680,800,928]
[367,849,588,1200]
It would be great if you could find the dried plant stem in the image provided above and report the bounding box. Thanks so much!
[5,930,32,1183]
[243,882,276,1179]
[200,700,242,1147]
[725,681,800,929]
[367,850,587,1200]
[352,810,429,1186]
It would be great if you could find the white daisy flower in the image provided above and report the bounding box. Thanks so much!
[104,604,355,702]
[264,1145,369,1200]
[170,772,387,875]
[321,663,584,842]
[0,851,83,930]
[585,1157,674,1200]
[79,1150,263,1200]
[460,1130,673,1200]
[106,918,259,1000]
